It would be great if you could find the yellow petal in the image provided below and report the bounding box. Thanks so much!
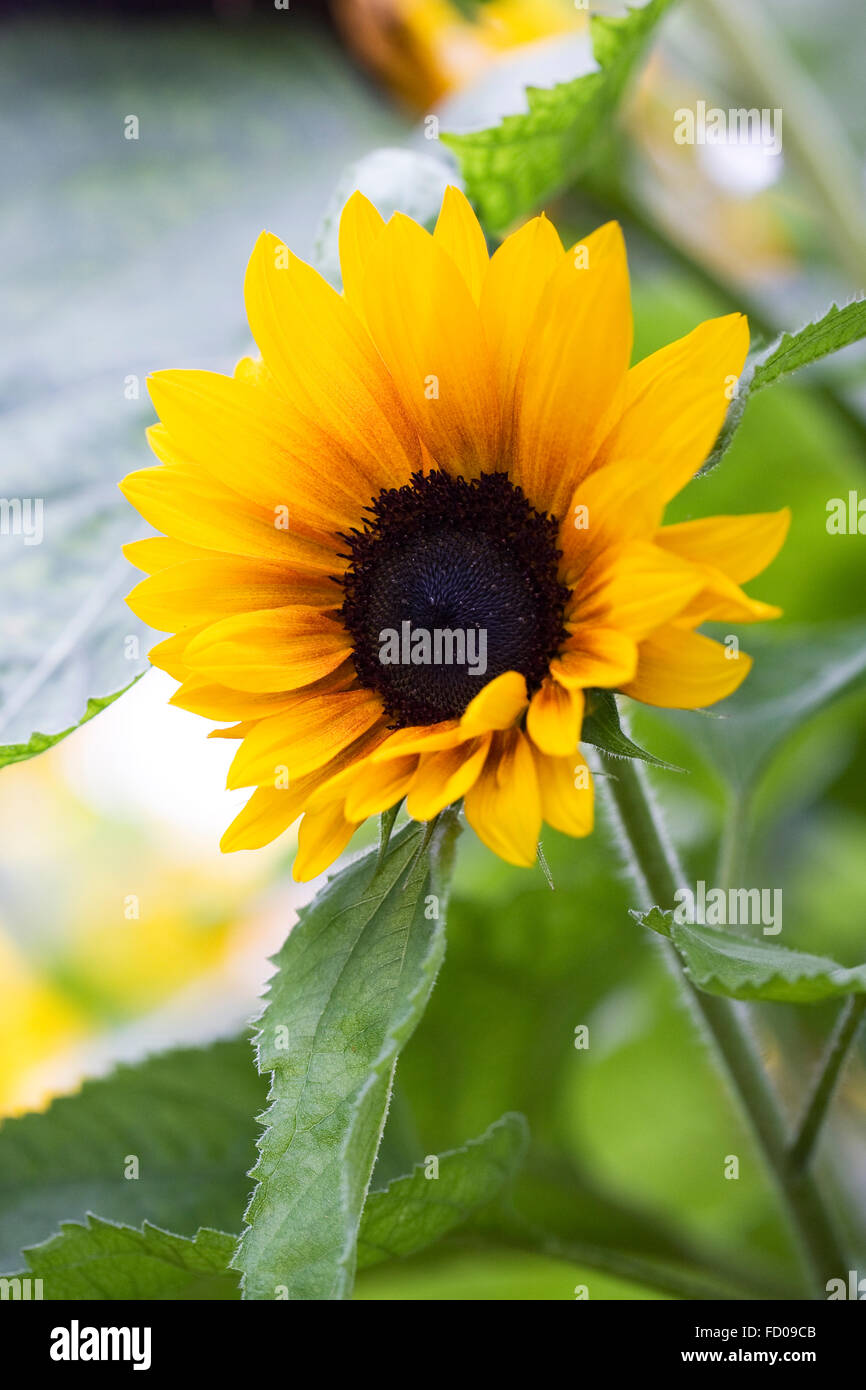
[209,721,256,741]
[526,679,584,756]
[369,721,463,762]
[464,730,541,867]
[621,626,752,709]
[574,542,703,640]
[558,457,666,582]
[338,189,386,316]
[301,738,392,815]
[433,186,489,304]
[294,803,357,881]
[184,607,352,693]
[126,559,340,632]
[591,313,749,503]
[673,566,783,626]
[146,374,376,538]
[357,211,500,473]
[244,231,421,492]
[227,692,383,786]
[533,747,594,837]
[550,628,638,689]
[460,670,528,737]
[344,755,418,821]
[228,729,385,840]
[170,679,325,723]
[120,458,345,570]
[405,735,490,821]
[655,509,791,584]
[147,627,206,680]
[233,355,273,388]
[123,537,214,574]
[221,782,309,852]
[513,221,632,517]
[480,213,563,443]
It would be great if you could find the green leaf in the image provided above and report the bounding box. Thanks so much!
[582,690,684,772]
[704,300,866,471]
[0,676,143,771]
[441,0,674,231]
[752,300,866,392]
[11,1219,239,1301]
[633,907,866,1003]
[358,1113,528,1270]
[670,920,866,1004]
[656,620,866,797]
[0,1038,266,1271]
[235,813,461,1301]
[2,1113,524,1300]
[628,905,673,938]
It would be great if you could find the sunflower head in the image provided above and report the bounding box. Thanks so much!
[121,186,789,880]
[340,467,571,726]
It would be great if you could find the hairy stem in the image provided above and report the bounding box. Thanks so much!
[790,994,866,1174]
[602,753,848,1297]
[716,791,752,892]
[493,1217,753,1302]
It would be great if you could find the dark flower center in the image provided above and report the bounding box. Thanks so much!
[340,470,568,727]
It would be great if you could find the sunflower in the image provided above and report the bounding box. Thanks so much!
[121,187,789,880]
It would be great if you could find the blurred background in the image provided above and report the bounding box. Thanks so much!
[1,0,864,1298]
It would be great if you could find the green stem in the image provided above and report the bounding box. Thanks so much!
[501,1229,748,1302]
[602,753,848,1297]
[524,1149,796,1300]
[716,791,751,892]
[790,994,866,1174]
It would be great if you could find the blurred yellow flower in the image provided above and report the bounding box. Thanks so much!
[332,0,586,109]
[0,747,279,1117]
